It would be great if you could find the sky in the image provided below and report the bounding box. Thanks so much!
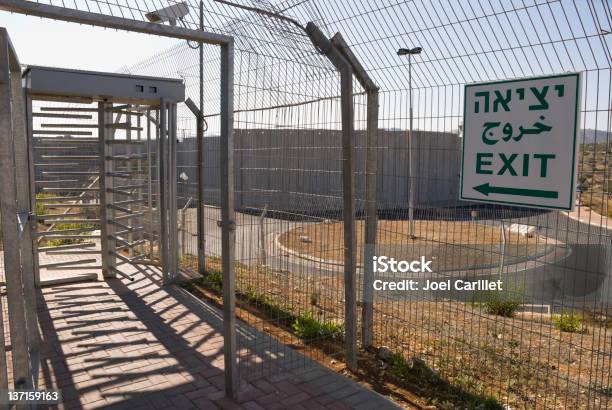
[0,1,608,135]
[0,12,178,71]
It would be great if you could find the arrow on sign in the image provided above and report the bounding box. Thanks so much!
[473,183,558,199]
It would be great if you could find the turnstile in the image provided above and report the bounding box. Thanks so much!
[25,66,184,284]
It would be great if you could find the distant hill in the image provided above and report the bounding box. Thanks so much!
[581,129,612,144]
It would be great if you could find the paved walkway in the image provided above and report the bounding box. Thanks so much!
[22,264,399,409]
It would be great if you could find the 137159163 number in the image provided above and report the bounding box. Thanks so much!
[1,390,62,404]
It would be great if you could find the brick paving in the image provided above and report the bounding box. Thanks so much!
[19,263,400,409]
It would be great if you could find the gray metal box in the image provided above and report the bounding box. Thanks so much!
[23,65,184,104]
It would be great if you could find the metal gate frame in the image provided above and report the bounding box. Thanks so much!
[0,27,40,391]
[0,0,238,396]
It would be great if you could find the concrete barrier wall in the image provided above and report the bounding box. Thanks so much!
[176,129,462,214]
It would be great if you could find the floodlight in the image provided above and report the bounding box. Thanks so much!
[145,2,190,26]
[397,47,422,55]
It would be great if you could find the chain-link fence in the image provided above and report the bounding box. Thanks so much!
[6,0,611,407]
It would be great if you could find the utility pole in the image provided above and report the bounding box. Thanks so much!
[398,47,422,239]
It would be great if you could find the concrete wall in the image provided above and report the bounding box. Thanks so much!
[176,128,462,214]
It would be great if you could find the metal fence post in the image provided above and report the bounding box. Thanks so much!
[330,33,380,350]
[220,40,238,398]
[340,65,358,372]
[258,204,268,266]
[158,100,170,283]
[0,289,6,392]
[185,97,206,274]
[10,62,40,362]
[99,101,111,278]
[198,0,206,275]
[305,22,358,371]
[0,28,32,389]
[362,90,379,347]
[168,103,179,281]
[181,208,187,257]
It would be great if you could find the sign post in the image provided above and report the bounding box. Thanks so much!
[460,73,581,210]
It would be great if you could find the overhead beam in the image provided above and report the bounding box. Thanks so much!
[0,0,232,45]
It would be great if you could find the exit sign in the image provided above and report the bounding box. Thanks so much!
[460,73,581,210]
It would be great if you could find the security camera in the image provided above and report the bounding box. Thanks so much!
[145,2,190,26]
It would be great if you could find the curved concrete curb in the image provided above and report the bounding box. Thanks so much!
[274,232,348,268]
[273,230,568,274]
[562,207,610,229]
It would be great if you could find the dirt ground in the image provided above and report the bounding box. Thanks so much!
[279,220,548,265]
[181,255,612,409]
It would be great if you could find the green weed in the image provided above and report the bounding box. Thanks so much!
[292,311,343,343]
[553,312,585,333]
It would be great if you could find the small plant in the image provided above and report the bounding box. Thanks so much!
[203,271,223,293]
[553,311,585,333]
[44,221,94,246]
[386,352,503,409]
[484,298,521,318]
[477,287,523,318]
[309,290,320,306]
[292,311,343,342]
[35,193,56,216]
[388,353,415,379]
[593,384,612,396]
[455,374,483,394]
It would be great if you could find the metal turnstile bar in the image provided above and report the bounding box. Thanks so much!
[105,109,143,115]
[105,140,144,145]
[113,211,145,221]
[34,146,83,150]
[35,196,97,202]
[106,188,140,196]
[40,107,98,112]
[105,172,136,179]
[33,113,93,119]
[34,163,80,167]
[41,155,99,160]
[45,250,101,255]
[104,123,143,131]
[115,227,145,236]
[109,251,144,264]
[33,130,93,135]
[40,123,97,128]
[35,137,99,143]
[41,203,99,208]
[36,179,80,184]
[37,227,97,236]
[38,242,96,251]
[39,258,98,268]
[37,213,88,219]
[108,219,142,232]
[43,171,98,175]
[106,154,148,160]
[47,265,103,271]
[113,198,147,206]
[40,218,100,224]
[38,234,101,240]
[114,184,146,190]
[41,187,100,192]
[111,236,147,248]
[109,266,135,281]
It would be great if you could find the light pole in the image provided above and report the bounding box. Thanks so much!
[398,47,422,239]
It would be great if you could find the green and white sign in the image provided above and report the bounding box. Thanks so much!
[460,73,581,210]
